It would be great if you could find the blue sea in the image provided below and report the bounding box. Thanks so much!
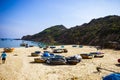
[0,38,39,48]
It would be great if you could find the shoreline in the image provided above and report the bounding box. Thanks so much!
[0,45,120,80]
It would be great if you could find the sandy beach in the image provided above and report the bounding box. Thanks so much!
[0,45,120,80]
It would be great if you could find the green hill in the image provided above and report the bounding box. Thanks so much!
[22,15,120,47]
[22,25,67,44]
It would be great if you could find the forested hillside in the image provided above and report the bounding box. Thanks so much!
[22,15,120,47]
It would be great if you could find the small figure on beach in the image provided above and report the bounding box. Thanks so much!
[1,51,7,64]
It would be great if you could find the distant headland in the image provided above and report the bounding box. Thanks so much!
[22,15,120,49]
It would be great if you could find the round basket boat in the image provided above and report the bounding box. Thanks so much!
[4,48,14,53]
[34,58,46,63]
[31,53,40,56]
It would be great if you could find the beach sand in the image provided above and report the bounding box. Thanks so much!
[0,45,120,80]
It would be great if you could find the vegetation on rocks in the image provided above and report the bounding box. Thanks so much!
[22,15,120,48]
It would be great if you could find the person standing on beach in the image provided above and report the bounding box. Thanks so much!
[1,51,7,64]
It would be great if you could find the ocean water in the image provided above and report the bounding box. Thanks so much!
[0,39,39,48]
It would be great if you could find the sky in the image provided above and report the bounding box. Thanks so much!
[0,0,120,38]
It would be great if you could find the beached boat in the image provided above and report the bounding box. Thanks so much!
[31,51,41,56]
[41,53,55,60]
[34,58,46,63]
[80,53,93,59]
[62,49,68,53]
[49,46,56,49]
[103,73,120,80]
[43,47,47,50]
[94,54,104,58]
[31,53,40,56]
[72,45,77,47]
[53,48,68,53]
[66,55,82,65]
[4,48,14,53]
[43,51,50,53]
[46,57,66,65]
[29,45,34,47]
[53,49,64,53]
[89,52,104,58]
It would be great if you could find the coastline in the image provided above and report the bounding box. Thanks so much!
[0,45,120,80]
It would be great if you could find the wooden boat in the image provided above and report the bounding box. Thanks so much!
[80,53,93,59]
[46,57,66,65]
[94,54,104,58]
[31,53,39,56]
[72,45,77,47]
[29,45,34,47]
[4,48,14,53]
[53,48,68,53]
[66,55,81,65]
[49,46,56,49]
[53,49,64,53]
[89,52,104,58]
[62,49,68,53]
[66,58,81,65]
[34,58,46,63]
[31,51,41,56]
